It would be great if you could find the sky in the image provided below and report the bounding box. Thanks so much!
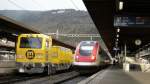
[0,0,87,11]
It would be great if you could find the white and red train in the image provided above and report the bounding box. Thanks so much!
[73,41,110,73]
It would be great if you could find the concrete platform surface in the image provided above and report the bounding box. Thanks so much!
[0,61,15,67]
[79,66,150,84]
[0,61,16,74]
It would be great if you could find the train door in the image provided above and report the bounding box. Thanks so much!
[45,37,52,62]
[45,39,49,62]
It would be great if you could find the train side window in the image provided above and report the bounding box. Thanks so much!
[60,47,65,51]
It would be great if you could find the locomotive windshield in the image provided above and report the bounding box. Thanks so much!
[20,37,42,48]
[79,46,94,56]
[79,41,95,56]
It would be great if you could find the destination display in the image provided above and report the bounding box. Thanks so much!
[114,16,150,27]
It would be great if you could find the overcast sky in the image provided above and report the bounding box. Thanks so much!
[0,0,87,11]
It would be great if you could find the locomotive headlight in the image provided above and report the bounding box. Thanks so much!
[75,55,79,61]
[19,68,25,73]
[91,55,96,60]
[75,56,79,59]
[76,55,79,58]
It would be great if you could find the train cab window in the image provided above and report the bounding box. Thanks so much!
[79,46,94,56]
[20,37,42,48]
[60,47,65,51]
[46,40,49,48]
[79,41,95,56]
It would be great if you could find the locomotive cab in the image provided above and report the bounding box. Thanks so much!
[16,34,52,74]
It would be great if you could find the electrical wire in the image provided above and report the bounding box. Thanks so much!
[70,0,80,10]
[7,0,27,10]
[31,0,46,10]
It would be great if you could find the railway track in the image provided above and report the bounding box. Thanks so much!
[59,74,92,84]
[0,66,109,84]
[0,73,45,84]
[0,71,101,84]
[0,67,110,84]
[10,71,80,84]
[60,66,111,84]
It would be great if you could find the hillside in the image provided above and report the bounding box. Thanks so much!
[0,9,100,46]
[0,9,98,33]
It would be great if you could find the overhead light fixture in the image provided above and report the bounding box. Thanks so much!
[116,34,119,38]
[119,1,124,10]
[12,33,18,36]
[1,38,7,43]
[116,38,119,41]
[145,44,148,47]
[117,28,120,32]
[115,41,118,45]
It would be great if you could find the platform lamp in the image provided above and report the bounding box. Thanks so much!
[135,39,142,61]
[117,28,120,33]
[119,1,124,10]
[1,37,7,44]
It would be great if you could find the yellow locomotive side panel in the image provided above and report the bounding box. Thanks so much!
[65,49,73,63]
[68,50,73,63]
[59,47,73,64]
[59,48,65,63]
[49,47,60,64]
[49,46,73,64]
[16,34,52,63]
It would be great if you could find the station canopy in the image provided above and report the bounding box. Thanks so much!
[83,0,150,55]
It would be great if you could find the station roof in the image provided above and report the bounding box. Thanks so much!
[0,16,39,33]
[83,0,150,55]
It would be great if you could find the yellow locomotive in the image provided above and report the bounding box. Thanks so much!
[49,46,73,70]
[16,34,73,74]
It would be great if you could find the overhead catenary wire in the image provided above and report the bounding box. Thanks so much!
[70,0,80,10]
[7,0,27,10]
[7,0,45,11]
[31,0,47,10]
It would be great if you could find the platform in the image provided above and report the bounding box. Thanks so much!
[79,65,150,84]
[0,61,16,74]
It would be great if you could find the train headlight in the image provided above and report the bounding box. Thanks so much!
[75,55,79,62]
[91,55,96,61]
